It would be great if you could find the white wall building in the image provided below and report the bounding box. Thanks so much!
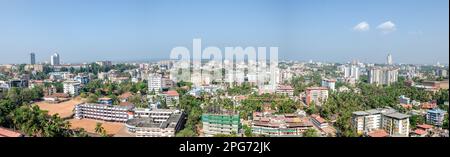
[50,53,60,66]
[321,78,336,91]
[352,108,409,137]
[63,80,81,97]
[368,67,399,86]
[148,73,162,93]
[75,103,134,122]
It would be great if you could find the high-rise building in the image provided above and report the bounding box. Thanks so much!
[50,53,60,66]
[148,73,162,93]
[387,53,393,65]
[368,67,398,86]
[343,65,360,81]
[30,53,36,65]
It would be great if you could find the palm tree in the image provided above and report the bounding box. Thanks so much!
[95,122,105,135]
[94,122,108,137]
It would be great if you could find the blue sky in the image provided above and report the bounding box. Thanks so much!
[0,0,448,64]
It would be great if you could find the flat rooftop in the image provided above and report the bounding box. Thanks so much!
[384,112,410,119]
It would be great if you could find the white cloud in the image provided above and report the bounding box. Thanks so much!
[353,22,370,32]
[377,21,396,33]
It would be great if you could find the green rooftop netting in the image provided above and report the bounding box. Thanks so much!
[202,114,240,125]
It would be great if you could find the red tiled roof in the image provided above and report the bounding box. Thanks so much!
[401,104,413,109]
[165,90,179,96]
[414,129,427,135]
[277,85,294,90]
[306,87,328,91]
[119,102,134,107]
[421,102,437,109]
[367,130,389,137]
[311,114,326,124]
[417,124,433,130]
[118,92,133,99]
[0,127,23,137]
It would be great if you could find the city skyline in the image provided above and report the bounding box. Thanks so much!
[0,0,448,64]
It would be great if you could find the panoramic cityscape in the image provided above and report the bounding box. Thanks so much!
[0,0,448,138]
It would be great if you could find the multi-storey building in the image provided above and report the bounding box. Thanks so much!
[8,79,28,88]
[201,113,241,137]
[74,74,89,85]
[368,67,399,86]
[398,95,411,105]
[95,61,112,67]
[163,90,179,107]
[133,108,180,123]
[387,53,393,65]
[276,85,294,97]
[310,114,328,129]
[74,103,134,122]
[148,73,162,93]
[50,53,60,66]
[125,112,185,137]
[63,80,80,96]
[251,113,314,137]
[305,87,328,106]
[382,112,410,137]
[426,109,446,126]
[352,109,385,134]
[343,65,360,84]
[30,53,35,65]
[352,108,409,137]
[321,78,336,91]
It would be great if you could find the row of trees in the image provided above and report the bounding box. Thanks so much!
[237,93,299,120]
[0,87,88,137]
[80,79,148,106]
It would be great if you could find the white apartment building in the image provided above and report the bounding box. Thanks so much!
[50,53,60,66]
[352,108,409,137]
[75,103,134,122]
[387,54,393,65]
[321,78,336,91]
[148,73,162,93]
[368,67,399,86]
[63,80,81,97]
[352,109,383,134]
[343,65,360,81]
[382,112,410,137]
